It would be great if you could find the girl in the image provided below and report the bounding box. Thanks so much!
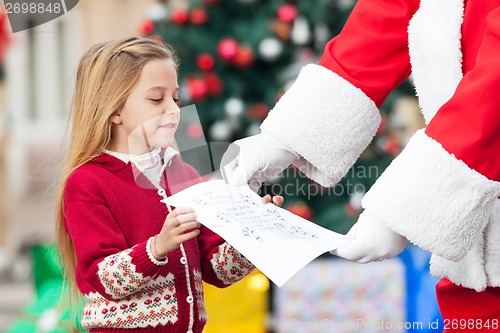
[56,36,282,333]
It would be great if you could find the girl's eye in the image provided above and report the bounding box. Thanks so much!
[174,98,181,107]
[150,98,163,103]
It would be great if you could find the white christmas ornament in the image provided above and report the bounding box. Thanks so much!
[246,122,261,136]
[314,22,330,48]
[291,16,311,45]
[283,79,295,92]
[179,81,192,102]
[259,37,283,62]
[338,0,357,10]
[209,120,233,141]
[349,186,365,210]
[224,97,245,117]
[147,3,168,21]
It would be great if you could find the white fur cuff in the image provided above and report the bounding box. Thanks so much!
[429,200,500,291]
[362,130,500,261]
[260,64,380,187]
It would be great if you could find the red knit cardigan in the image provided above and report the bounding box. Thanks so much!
[63,153,255,333]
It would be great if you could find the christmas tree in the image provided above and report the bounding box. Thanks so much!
[141,0,418,236]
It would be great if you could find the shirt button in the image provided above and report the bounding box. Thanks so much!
[186,295,194,304]
[180,257,187,265]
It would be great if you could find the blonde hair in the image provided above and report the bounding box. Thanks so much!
[55,36,178,300]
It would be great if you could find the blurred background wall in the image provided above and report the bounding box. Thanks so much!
[2,0,158,256]
[0,0,158,330]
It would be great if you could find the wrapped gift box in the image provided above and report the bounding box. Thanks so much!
[273,246,442,333]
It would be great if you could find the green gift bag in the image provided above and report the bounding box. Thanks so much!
[6,244,86,333]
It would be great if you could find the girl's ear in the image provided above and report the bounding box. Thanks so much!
[110,113,122,125]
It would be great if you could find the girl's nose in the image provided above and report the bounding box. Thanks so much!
[165,103,180,115]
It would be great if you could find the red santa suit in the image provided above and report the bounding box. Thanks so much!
[260,0,500,327]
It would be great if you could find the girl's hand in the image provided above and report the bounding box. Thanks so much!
[262,194,284,207]
[154,207,200,258]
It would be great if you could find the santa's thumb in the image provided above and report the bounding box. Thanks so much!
[330,240,367,262]
[230,163,254,186]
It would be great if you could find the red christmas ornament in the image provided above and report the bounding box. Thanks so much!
[277,4,298,24]
[171,9,190,25]
[139,19,154,35]
[190,8,209,24]
[383,135,401,155]
[204,72,224,96]
[187,123,205,139]
[0,12,12,64]
[197,53,215,71]
[287,202,313,221]
[376,114,387,135]
[204,0,219,5]
[248,103,270,120]
[151,34,164,44]
[272,20,292,40]
[345,203,360,217]
[217,38,239,62]
[275,89,286,103]
[187,78,208,101]
[234,45,255,69]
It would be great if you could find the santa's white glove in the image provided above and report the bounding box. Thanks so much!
[221,132,298,192]
[330,211,406,263]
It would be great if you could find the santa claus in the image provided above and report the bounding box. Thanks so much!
[223,0,500,328]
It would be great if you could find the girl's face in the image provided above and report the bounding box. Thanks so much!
[112,58,180,154]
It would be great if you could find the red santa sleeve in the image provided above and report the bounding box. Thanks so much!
[426,7,500,182]
[260,0,419,187]
[362,6,500,261]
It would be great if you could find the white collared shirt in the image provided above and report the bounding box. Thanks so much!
[104,147,179,187]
